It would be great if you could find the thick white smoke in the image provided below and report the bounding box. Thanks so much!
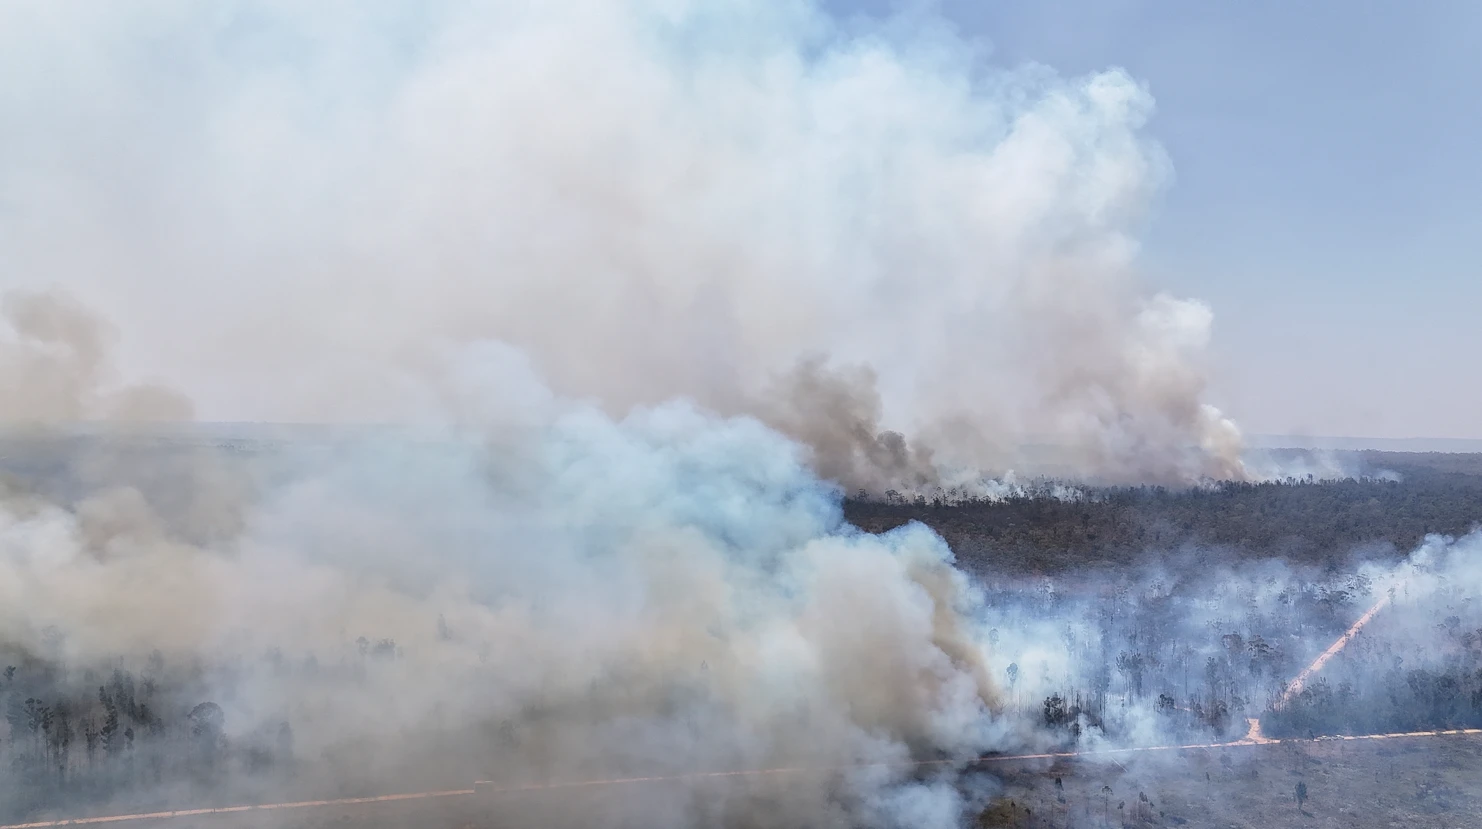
[0,1,1270,825]
[0,335,1018,828]
[0,0,1242,489]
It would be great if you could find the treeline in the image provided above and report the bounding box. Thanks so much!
[847,458,1482,575]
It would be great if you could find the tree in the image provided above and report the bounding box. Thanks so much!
[1043,694,1069,729]
[99,687,121,757]
[51,704,72,778]
[100,705,120,758]
[277,721,294,764]
[189,701,226,772]
[1116,651,1147,699]
[83,720,99,764]
[24,698,47,760]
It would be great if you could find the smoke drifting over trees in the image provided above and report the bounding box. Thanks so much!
[5,421,1481,827]
[0,357,1029,826]
[0,2,1477,829]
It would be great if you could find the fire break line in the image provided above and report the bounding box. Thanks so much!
[9,728,1482,829]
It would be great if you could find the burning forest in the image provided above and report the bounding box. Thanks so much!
[0,1,1478,828]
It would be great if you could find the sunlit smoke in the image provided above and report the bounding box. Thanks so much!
[0,0,1248,490]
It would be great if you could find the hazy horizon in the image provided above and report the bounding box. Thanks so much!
[836,0,1482,442]
[16,420,1482,457]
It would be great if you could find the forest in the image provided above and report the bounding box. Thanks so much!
[989,548,1482,747]
[847,451,1482,575]
[1,654,297,820]
[4,443,1482,824]
[10,529,1482,821]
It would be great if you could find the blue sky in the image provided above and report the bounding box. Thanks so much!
[844,0,1482,440]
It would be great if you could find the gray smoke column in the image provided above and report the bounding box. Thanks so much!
[0,0,1244,490]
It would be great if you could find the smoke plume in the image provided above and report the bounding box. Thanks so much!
[0,1,1291,826]
[1,0,1244,490]
[0,333,1021,827]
